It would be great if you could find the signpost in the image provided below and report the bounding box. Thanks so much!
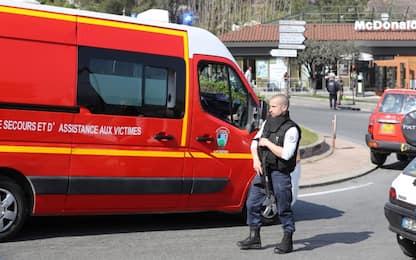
[278,20,306,55]
[276,20,306,96]
[279,20,306,26]
[278,44,305,50]
[279,33,306,44]
[279,25,306,33]
[270,49,297,57]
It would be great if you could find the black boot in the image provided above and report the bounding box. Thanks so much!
[274,232,293,254]
[237,226,261,249]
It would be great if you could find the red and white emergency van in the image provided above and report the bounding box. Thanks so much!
[0,0,277,240]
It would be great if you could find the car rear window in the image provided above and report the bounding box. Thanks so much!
[404,158,416,177]
[379,93,416,114]
[403,95,416,114]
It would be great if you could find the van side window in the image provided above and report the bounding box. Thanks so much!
[198,62,249,129]
[77,47,185,118]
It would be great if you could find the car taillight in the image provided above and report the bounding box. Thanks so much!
[368,115,375,134]
[368,124,373,135]
[389,187,397,201]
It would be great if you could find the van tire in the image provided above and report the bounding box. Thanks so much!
[370,150,387,166]
[0,176,29,242]
[397,234,416,257]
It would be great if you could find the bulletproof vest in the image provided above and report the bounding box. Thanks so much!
[260,116,301,174]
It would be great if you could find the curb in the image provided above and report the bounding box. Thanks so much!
[297,126,377,188]
[299,165,377,189]
[299,134,326,160]
[301,144,333,164]
[298,132,377,188]
[338,105,361,111]
[299,133,331,162]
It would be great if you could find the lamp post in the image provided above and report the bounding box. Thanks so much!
[351,56,356,105]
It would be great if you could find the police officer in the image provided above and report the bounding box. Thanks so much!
[237,94,301,254]
[326,74,340,109]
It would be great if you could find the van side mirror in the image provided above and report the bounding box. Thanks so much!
[251,100,268,132]
[259,100,268,121]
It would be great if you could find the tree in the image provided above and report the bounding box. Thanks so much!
[88,0,136,15]
[37,0,371,35]
[39,0,76,8]
[297,40,358,93]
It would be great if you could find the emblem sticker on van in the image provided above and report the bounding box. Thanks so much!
[216,127,230,149]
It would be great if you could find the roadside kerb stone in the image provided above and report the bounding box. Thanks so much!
[299,133,332,162]
[299,138,376,188]
[338,105,361,111]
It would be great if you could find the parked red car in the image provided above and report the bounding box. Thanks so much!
[366,89,416,166]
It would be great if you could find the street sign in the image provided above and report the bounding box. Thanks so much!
[279,33,305,44]
[270,49,297,57]
[278,20,306,51]
[278,44,306,50]
[279,20,306,26]
[279,25,306,33]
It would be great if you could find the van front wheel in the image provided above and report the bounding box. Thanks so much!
[0,177,29,241]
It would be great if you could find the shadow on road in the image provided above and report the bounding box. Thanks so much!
[12,212,245,242]
[294,231,373,251]
[380,160,409,171]
[13,200,344,242]
[13,198,345,242]
[294,200,344,222]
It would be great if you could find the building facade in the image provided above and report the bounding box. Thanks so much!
[219,22,416,94]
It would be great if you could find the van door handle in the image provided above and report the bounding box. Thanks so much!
[154,133,174,142]
[196,136,214,143]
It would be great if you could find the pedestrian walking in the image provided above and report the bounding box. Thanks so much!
[326,74,340,109]
[237,94,301,254]
[245,66,252,84]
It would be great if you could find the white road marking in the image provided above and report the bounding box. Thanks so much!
[298,182,373,198]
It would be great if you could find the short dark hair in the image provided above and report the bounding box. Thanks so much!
[270,94,289,109]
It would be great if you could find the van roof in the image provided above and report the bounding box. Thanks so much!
[0,0,236,63]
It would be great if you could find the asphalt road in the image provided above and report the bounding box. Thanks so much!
[0,164,407,260]
[290,98,372,145]
[0,99,409,260]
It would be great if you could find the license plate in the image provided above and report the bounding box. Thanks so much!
[381,123,395,134]
[401,217,416,231]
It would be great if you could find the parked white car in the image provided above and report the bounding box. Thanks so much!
[385,158,416,258]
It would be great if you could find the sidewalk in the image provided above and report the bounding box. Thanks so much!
[300,137,376,188]
[289,92,379,188]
